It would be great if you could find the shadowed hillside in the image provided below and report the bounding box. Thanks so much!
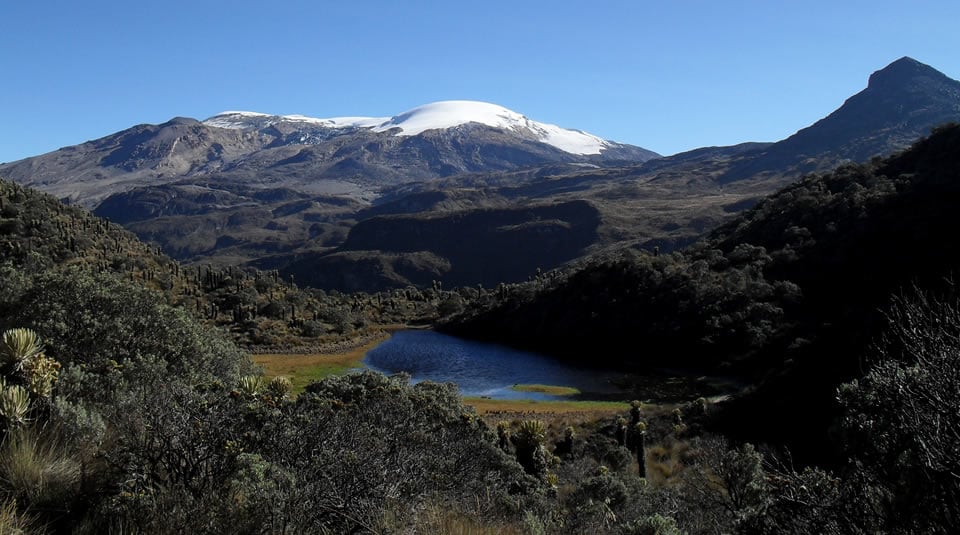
[271,200,602,291]
[443,123,960,462]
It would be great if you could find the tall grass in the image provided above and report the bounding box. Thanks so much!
[0,427,81,511]
[414,506,526,535]
[0,498,39,534]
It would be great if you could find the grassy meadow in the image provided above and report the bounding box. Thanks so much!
[252,335,391,394]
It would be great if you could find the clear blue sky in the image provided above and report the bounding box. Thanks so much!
[2,1,958,163]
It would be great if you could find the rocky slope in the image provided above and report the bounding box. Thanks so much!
[0,101,658,208]
[718,56,960,182]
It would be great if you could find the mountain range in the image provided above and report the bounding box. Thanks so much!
[0,100,657,208]
[2,57,959,291]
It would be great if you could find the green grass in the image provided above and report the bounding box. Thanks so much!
[509,384,580,396]
[253,335,389,395]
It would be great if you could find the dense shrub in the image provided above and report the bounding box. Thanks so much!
[4,268,250,397]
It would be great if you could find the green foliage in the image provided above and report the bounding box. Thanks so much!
[512,420,551,479]
[669,437,771,532]
[86,372,538,533]
[225,453,297,533]
[6,268,251,397]
[445,244,789,373]
[747,465,847,535]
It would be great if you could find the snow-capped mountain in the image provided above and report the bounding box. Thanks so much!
[0,101,658,206]
[203,101,618,156]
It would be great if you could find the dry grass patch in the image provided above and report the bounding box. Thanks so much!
[0,499,37,534]
[466,397,626,415]
[253,335,390,394]
[468,397,631,440]
[0,428,81,510]
[414,508,526,535]
[645,438,692,486]
[508,384,580,396]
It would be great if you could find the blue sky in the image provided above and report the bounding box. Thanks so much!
[2,1,958,163]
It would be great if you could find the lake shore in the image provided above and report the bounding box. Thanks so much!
[252,327,399,394]
[248,324,408,355]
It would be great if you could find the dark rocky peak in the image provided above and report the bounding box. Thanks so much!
[867,56,954,91]
[719,57,960,183]
[160,117,202,128]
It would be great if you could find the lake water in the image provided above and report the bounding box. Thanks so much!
[363,330,621,400]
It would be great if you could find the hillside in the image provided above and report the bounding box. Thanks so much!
[0,178,463,350]
[719,56,960,182]
[0,179,178,289]
[443,123,960,461]
[0,181,542,532]
[263,200,600,291]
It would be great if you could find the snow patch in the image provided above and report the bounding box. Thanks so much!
[203,111,388,130]
[371,101,611,155]
[203,101,613,155]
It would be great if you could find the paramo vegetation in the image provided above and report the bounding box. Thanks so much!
[0,126,958,532]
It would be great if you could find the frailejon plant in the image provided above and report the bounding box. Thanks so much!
[632,422,647,478]
[496,421,511,452]
[0,329,43,374]
[555,426,576,457]
[266,376,292,399]
[22,354,60,399]
[513,420,549,479]
[264,376,292,406]
[0,382,30,428]
[238,375,265,397]
[0,329,60,399]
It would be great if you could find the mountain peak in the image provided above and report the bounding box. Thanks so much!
[376,100,527,135]
[375,100,614,155]
[719,57,960,182]
[867,56,950,90]
[204,100,620,155]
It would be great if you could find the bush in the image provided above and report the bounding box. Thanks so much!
[837,288,960,533]
[6,268,251,400]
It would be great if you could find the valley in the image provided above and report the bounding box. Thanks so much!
[6,60,957,297]
[1,55,960,533]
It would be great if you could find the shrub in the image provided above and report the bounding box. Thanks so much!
[8,269,251,401]
[837,288,960,533]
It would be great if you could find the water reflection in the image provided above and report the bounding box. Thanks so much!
[363,330,619,400]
